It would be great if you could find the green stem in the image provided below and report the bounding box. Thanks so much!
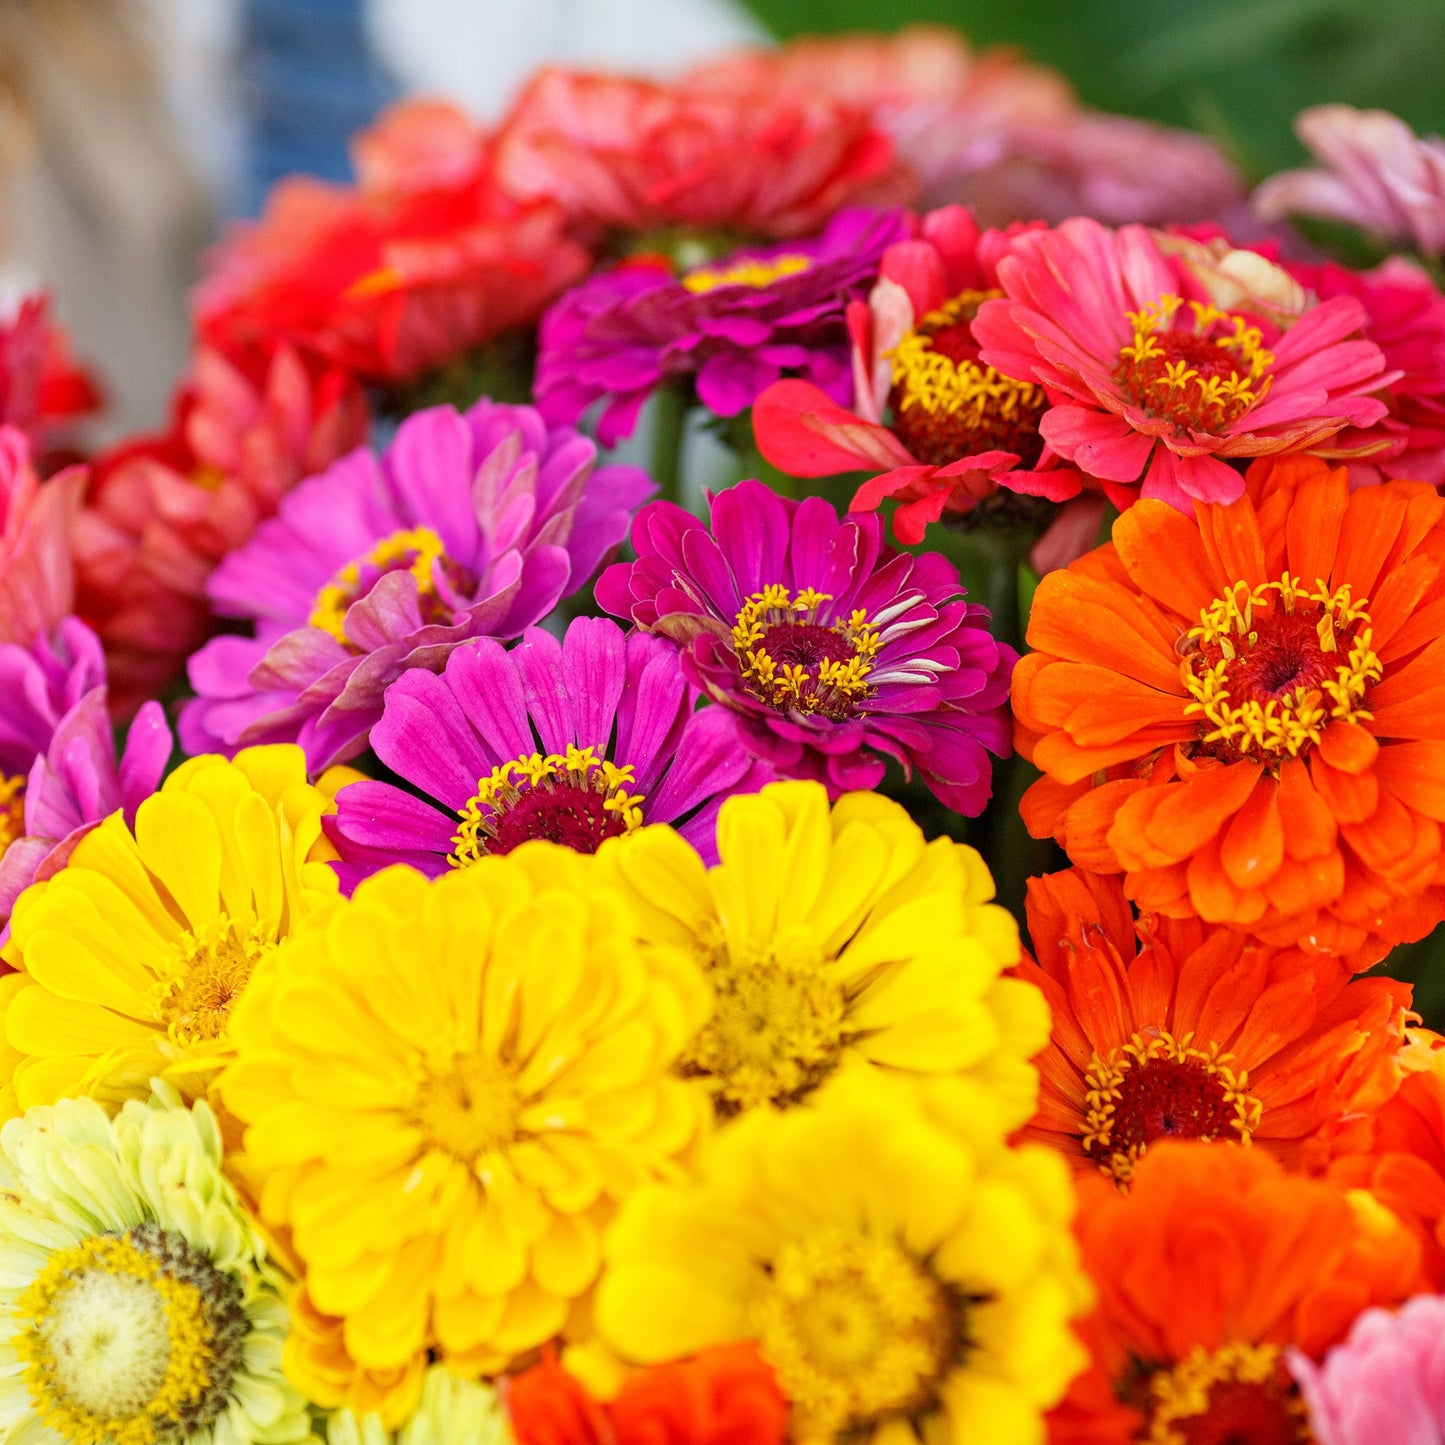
[650,385,690,510]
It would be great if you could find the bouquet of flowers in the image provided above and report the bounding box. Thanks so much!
[2,24,1445,1445]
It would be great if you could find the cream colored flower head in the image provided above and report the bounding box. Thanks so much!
[0,745,340,1115]
[599,779,1048,1124]
[220,844,711,1384]
[0,1086,311,1445]
[325,1368,512,1445]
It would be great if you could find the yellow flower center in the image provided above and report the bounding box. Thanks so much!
[1082,1029,1262,1188]
[14,1225,246,1445]
[889,290,1048,468]
[450,746,645,866]
[1182,575,1382,760]
[1147,1342,1311,1445]
[681,253,812,293]
[1117,294,1274,435]
[752,1228,958,1440]
[153,917,271,1046]
[680,936,847,1113]
[732,586,880,721]
[0,772,26,858]
[308,525,451,646]
[412,1052,521,1163]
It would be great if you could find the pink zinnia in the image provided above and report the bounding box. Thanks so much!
[0,426,83,649]
[972,217,1393,510]
[1255,105,1445,258]
[1288,1294,1445,1445]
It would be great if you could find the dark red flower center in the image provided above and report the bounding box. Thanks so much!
[1143,1345,1312,1445]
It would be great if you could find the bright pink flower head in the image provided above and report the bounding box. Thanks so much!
[0,294,101,463]
[972,217,1394,511]
[492,68,910,240]
[73,345,369,714]
[1256,105,1445,258]
[0,426,82,649]
[1288,1294,1445,1445]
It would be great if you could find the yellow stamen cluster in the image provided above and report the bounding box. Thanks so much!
[0,771,25,857]
[449,745,645,867]
[1147,1342,1309,1445]
[151,917,271,1046]
[890,290,1045,419]
[750,1227,956,1440]
[1118,294,1274,433]
[308,525,448,645]
[1182,575,1382,759]
[411,1051,522,1163]
[681,253,812,293]
[14,1233,216,1445]
[732,586,880,719]
[1082,1029,1262,1188]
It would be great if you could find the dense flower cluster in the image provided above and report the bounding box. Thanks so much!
[3,22,1445,1445]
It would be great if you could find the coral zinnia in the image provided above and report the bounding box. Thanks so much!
[0,427,83,650]
[604,780,1048,1121]
[1051,1141,1423,1445]
[493,68,906,240]
[181,399,651,770]
[221,848,710,1381]
[598,479,1015,813]
[0,293,101,462]
[0,745,338,1112]
[972,218,1392,510]
[596,1068,1090,1445]
[534,207,908,444]
[1013,457,1445,965]
[1015,868,1412,1187]
[326,617,769,889]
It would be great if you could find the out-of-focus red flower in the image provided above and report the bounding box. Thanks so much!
[73,344,368,713]
[492,67,909,240]
[0,295,102,466]
[507,1346,788,1445]
[196,101,590,384]
[0,426,83,648]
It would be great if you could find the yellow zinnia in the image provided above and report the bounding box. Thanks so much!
[0,745,338,1115]
[598,779,1049,1123]
[597,1069,1092,1445]
[220,845,711,1385]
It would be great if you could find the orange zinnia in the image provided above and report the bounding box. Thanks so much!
[1014,455,1445,967]
[1014,868,1412,1187]
[1051,1141,1423,1444]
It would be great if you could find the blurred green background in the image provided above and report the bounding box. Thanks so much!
[742,0,1445,180]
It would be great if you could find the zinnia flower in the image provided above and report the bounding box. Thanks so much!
[326,616,769,888]
[596,1068,1091,1445]
[1288,1294,1445,1445]
[1015,868,1413,1187]
[0,1089,310,1444]
[73,343,369,714]
[181,399,652,770]
[603,779,1048,1121]
[1013,457,1445,966]
[1255,105,1445,258]
[492,68,907,240]
[0,745,339,1112]
[534,207,908,444]
[972,217,1392,510]
[0,426,83,649]
[507,1346,787,1445]
[0,293,101,462]
[221,848,710,1381]
[197,106,590,384]
[1050,1141,1423,1445]
[325,1367,511,1445]
[598,479,1015,814]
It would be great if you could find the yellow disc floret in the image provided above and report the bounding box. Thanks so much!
[0,772,24,858]
[682,253,811,293]
[309,525,449,645]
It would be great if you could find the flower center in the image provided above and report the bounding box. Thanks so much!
[449,746,645,867]
[1117,295,1274,435]
[752,1228,959,1438]
[732,586,880,721]
[1083,1030,1262,1188]
[1182,576,1381,760]
[889,290,1048,468]
[679,934,847,1114]
[681,253,812,293]
[153,917,271,1046]
[412,1052,520,1163]
[308,525,457,646]
[0,772,25,859]
[1147,1343,1311,1445]
[14,1223,247,1445]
